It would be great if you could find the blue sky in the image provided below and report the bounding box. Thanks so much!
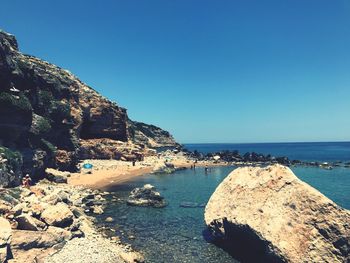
[1,0,350,143]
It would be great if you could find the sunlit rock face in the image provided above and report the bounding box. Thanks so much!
[0,29,178,187]
[205,164,350,263]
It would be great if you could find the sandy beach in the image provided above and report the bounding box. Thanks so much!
[68,153,230,190]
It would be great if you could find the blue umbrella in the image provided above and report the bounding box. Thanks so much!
[83,163,93,169]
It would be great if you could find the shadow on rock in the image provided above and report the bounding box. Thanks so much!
[203,219,286,263]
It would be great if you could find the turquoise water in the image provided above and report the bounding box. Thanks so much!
[185,142,350,162]
[97,165,350,263]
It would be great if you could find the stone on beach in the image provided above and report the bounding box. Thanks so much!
[45,168,70,183]
[16,214,46,231]
[41,203,74,227]
[205,164,350,263]
[0,217,11,263]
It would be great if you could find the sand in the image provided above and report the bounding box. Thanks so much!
[68,153,229,190]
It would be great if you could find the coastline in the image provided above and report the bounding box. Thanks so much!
[0,182,144,263]
[68,154,231,190]
[67,146,348,191]
[0,152,231,263]
[3,149,348,262]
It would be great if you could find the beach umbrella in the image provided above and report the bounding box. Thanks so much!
[83,163,93,169]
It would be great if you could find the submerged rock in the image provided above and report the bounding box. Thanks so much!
[180,202,205,208]
[180,202,199,208]
[127,184,167,208]
[205,164,350,263]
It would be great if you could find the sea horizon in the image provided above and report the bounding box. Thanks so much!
[183,140,350,145]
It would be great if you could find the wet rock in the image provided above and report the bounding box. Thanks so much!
[70,206,85,219]
[105,217,114,223]
[91,206,104,215]
[127,184,167,208]
[119,250,145,263]
[205,164,350,263]
[165,162,175,168]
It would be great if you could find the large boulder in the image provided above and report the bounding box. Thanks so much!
[41,203,74,227]
[10,229,65,250]
[205,164,350,263]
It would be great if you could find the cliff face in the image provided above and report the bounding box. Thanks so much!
[0,30,178,187]
[128,121,180,148]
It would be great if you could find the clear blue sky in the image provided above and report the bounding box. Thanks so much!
[1,0,350,143]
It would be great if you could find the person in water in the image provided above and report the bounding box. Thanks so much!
[22,174,32,188]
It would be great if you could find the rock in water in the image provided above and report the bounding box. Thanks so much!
[204,164,350,263]
[127,184,167,208]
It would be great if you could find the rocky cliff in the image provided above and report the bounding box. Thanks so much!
[0,30,179,187]
[205,165,350,263]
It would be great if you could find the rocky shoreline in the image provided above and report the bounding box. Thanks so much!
[183,148,350,169]
[0,180,144,263]
[1,150,349,262]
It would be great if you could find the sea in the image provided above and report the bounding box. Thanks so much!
[95,142,350,263]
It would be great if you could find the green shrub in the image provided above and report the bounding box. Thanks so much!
[36,117,51,134]
[37,90,54,111]
[0,92,32,112]
[40,139,57,156]
[0,146,22,171]
[38,90,54,103]
[50,101,71,121]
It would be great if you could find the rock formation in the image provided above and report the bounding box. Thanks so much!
[127,184,167,208]
[204,164,350,263]
[0,29,179,187]
[0,182,143,262]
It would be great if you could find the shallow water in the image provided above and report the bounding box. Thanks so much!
[96,165,350,263]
